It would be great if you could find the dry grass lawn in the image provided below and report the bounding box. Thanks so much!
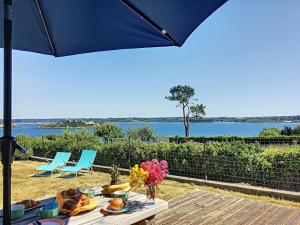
[0,161,299,209]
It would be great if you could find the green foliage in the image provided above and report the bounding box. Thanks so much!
[40,119,98,128]
[94,123,125,139]
[14,135,33,160]
[127,125,157,142]
[293,125,300,135]
[16,129,101,160]
[170,136,300,145]
[280,125,300,136]
[166,85,206,137]
[15,132,300,191]
[165,85,195,104]
[281,126,293,135]
[190,104,206,118]
[259,128,281,137]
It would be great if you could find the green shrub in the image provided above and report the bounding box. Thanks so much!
[94,123,125,140]
[259,128,281,137]
[14,135,33,160]
[15,131,300,191]
[127,125,157,142]
[170,136,300,145]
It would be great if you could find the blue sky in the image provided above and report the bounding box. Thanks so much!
[1,0,300,119]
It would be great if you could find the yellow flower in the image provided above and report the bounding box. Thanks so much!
[129,165,149,188]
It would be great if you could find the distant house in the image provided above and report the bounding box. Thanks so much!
[86,121,96,125]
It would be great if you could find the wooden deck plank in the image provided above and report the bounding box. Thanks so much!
[264,207,298,225]
[284,211,300,225]
[155,197,216,224]
[155,191,237,225]
[201,199,254,225]
[150,189,300,225]
[190,197,243,224]
[224,201,267,225]
[199,199,253,225]
[153,192,216,224]
[171,197,235,225]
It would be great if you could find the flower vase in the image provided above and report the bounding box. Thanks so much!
[146,185,156,205]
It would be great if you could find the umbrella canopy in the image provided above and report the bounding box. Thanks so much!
[0,0,227,224]
[1,0,227,56]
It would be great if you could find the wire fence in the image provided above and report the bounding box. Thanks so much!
[91,140,300,192]
[25,134,300,192]
[169,136,300,145]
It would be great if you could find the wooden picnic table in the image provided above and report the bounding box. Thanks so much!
[0,188,168,225]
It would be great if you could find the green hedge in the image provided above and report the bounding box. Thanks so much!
[15,130,300,191]
[169,136,300,145]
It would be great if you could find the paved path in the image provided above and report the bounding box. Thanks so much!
[148,189,300,225]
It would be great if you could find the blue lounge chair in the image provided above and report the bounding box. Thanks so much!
[36,152,71,176]
[61,150,97,176]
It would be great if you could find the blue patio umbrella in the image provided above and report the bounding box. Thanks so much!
[0,0,227,223]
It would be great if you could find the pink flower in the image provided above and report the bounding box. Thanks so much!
[139,159,169,187]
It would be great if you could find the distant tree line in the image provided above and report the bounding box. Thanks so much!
[94,122,156,142]
[259,125,300,137]
[281,125,300,136]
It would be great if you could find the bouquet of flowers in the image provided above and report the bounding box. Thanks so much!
[129,159,168,200]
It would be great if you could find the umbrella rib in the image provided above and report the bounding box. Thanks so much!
[34,0,56,56]
[119,0,179,47]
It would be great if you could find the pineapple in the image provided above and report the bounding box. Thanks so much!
[110,164,121,185]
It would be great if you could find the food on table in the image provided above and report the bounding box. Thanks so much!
[57,188,99,216]
[110,164,121,185]
[18,199,40,209]
[102,182,130,195]
[79,195,90,206]
[61,193,90,210]
[67,188,78,196]
[61,188,80,199]
[62,199,78,211]
[102,165,131,196]
[110,198,125,210]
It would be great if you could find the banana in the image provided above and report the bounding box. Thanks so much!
[102,184,109,190]
[107,182,130,192]
[102,182,131,195]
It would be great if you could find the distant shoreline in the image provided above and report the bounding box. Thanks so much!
[0,123,18,128]
[2,115,300,125]
[38,125,96,129]
[38,122,300,129]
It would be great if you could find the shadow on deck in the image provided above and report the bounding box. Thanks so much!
[147,189,300,225]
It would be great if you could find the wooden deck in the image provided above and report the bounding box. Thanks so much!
[148,189,300,225]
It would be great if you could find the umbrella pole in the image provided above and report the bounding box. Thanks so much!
[2,0,13,224]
